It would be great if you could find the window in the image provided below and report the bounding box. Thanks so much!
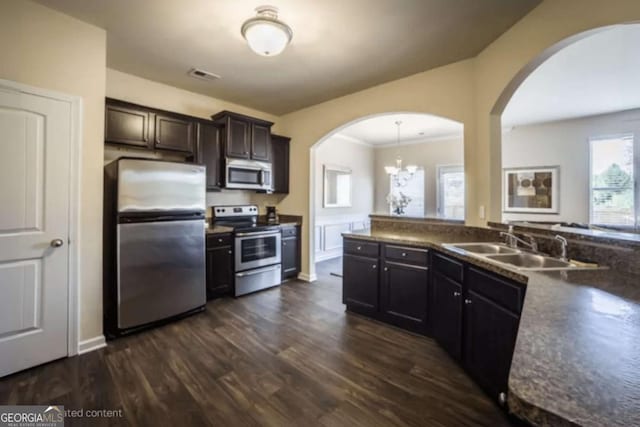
[437,165,465,220]
[388,169,424,217]
[589,134,638,229]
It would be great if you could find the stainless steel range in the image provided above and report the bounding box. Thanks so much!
[212,205,282,296]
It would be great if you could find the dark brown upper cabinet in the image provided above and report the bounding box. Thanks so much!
[105,101,152,148]
[105,98,197,157]
[270,134,290,194]
[195,121,222,191]
[154,113,194,153]
[211,111,273,162]
[251,123,271,161]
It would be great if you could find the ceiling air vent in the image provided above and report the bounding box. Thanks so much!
[188,68,221,82]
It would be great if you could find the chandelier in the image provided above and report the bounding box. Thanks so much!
[384,121,417,187]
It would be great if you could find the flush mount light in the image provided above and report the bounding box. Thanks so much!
[241,5,293,57]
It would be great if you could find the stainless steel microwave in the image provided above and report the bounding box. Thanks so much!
[225,158,272,191]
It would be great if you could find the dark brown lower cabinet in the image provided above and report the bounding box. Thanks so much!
[464,290,520,403]
[431,271,463,360]
[381,261,429,334]
[206,235,233,299]
[281,225,300,280]
[342,254,379,316]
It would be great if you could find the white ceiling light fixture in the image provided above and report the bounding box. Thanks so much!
[385,121,418,187]
[241,5,293,57]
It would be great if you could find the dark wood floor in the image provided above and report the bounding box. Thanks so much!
[0,262,512,426]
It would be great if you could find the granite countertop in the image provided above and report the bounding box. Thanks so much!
[343,229,640,427]
[206,225,234,235]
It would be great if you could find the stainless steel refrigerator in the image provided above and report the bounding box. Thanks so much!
[103,158,206,338]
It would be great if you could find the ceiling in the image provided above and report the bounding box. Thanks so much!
[335,113,463,146]
[503,24,640,127]
[36,0,540,115]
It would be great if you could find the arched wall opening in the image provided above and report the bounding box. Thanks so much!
[489,22,640,231]
[308,111,464,281]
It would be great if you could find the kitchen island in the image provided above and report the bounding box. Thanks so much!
[343,217,640,427]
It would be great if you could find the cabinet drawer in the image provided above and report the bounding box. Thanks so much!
[281,226,297,237]
[384,245,428,265]
[432,252,464,283]
[467,267,524,314]
[344,239,379,257]
[207,233,233,248]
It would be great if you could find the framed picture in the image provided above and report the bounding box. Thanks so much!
[503,166,559,213]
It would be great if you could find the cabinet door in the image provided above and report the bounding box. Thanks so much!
[431,271,463,360]
[342,254,379,315]
[154,113,194,153]
[271,135,290,193]
[464,290,520,403]
[105,103,152,148]
[225,117,250,159]
[196,122,222,190]
[251,123,271,161]
[206,246,233,298]
[282,235,299,279]
[381,261,429,333]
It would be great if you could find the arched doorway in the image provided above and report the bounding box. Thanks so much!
[309,112,464,281]
[490,23,640,233]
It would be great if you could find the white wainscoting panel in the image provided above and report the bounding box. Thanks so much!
[315,215,371,262]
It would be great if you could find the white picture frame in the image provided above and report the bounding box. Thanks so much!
[503,166,559,214]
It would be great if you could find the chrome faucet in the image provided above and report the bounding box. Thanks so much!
[555,235,568,261]
[499,230,538,252]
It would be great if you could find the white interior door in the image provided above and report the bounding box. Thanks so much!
[0,85,71,377]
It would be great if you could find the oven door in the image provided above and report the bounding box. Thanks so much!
[235,230,282,271]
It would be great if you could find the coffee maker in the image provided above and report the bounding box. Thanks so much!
[266,206,278,223]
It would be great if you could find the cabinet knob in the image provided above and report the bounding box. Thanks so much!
[372,264,377,269]
[464,299,472,305]
[217,181,221,186]
[357,246,362,250]
[453,291,461,297]
[244,151,249,154]
[384,267,388,271]
[498,392,507,406]
[402,252,407,257]
[283,242,286,246]
[228,250,232,254]
[218,238,223,242]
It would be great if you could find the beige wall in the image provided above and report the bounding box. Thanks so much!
[374,138,464,216]
[276,0,640,279]
[474,0,640,224]
[277,59,476,276]
[502,108,640,223]
[314,136,374,219]
[0,0,107,341]
[106,69,284,212]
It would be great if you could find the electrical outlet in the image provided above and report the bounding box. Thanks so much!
[479,205,486,219]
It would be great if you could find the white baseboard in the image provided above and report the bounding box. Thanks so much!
[315,250,342,263]
[78,335,107,355]
[298,272,318,282]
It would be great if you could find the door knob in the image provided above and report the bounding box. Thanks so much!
[51,238,64,248]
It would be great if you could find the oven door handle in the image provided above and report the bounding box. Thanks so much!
[235,231,281,238]
[236,264,281,277]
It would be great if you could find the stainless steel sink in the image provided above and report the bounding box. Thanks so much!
[443,242,602,271]
[484,253,574,270]
[448,243,519,255]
